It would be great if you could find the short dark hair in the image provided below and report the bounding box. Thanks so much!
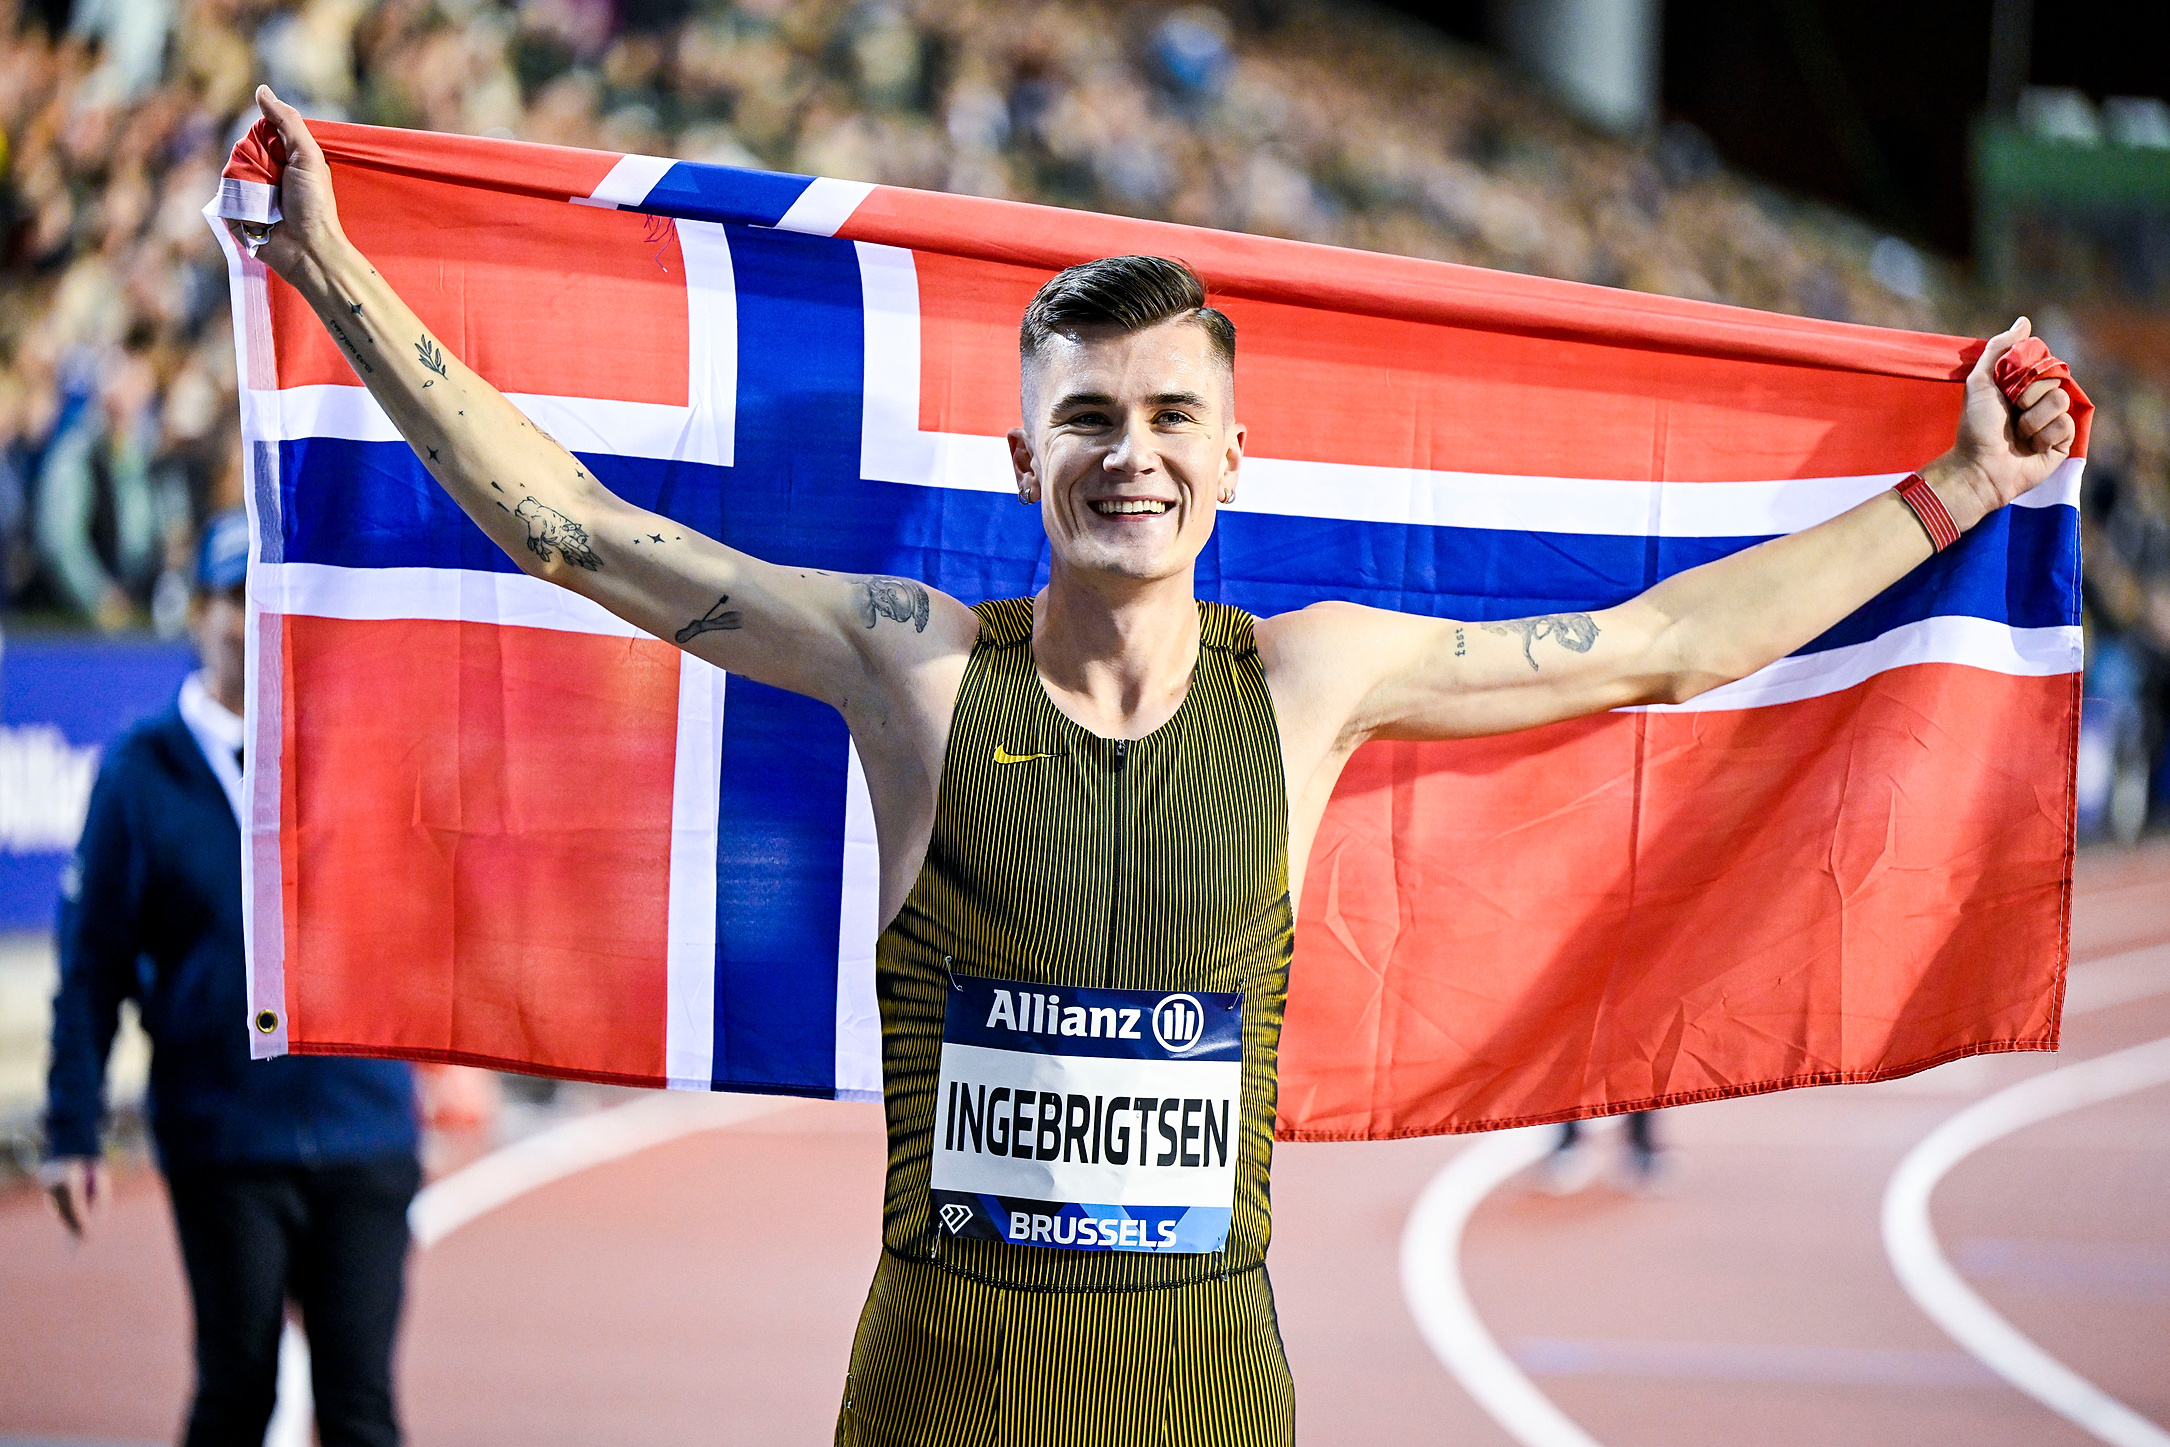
[1019,256,1235,370]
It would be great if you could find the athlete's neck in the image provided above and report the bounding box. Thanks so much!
[1032,563,1200,741]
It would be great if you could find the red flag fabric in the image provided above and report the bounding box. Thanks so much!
[211,120,2080,1137]
[1994,335,2082,411]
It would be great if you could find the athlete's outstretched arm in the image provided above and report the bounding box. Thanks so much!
[232,89,975,704]
[1264,318,2077,744]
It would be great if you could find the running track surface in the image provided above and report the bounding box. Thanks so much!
[4,845,2166,1446]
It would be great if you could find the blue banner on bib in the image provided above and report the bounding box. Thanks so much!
[929,975,1242,1254]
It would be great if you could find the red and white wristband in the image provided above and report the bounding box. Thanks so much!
[1893,472,1961,552]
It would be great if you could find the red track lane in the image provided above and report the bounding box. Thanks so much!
[4,845,2165,1446]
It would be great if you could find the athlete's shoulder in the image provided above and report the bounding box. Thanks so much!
[1253,599,1387,656]
[1253,600,1437,699]
[969,595,1035,647]
[1196,599,1261,655]
[843,573,983,659]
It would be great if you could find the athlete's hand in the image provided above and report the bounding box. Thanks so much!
[224,85,347,285]
[40,1156,104,1241]
[1937,316,2076,525]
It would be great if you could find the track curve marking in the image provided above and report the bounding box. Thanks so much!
[1400,1126,1606,1447]
[409,1091,801,1248]
[1882,1035,2170,1447]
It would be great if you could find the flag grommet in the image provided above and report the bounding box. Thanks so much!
[255,1010,279,1034]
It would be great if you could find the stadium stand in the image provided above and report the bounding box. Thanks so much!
[2,0,2166,834]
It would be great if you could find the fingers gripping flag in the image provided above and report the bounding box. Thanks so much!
[211,121,2087,1139]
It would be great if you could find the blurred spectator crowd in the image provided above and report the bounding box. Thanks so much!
[2,0,2168,834]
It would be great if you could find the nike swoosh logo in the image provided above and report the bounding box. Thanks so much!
[993,747,1054,765]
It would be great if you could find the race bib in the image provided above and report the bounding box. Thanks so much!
[929,974,1242,1254]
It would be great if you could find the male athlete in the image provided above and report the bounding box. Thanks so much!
[237,89,2074,1445]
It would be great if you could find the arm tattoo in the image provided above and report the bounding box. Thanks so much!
[511,497,602,571]
[675,596,743,643]
[327,320,373,374]
[857,575,930,633]
[1483,612,1600,671]
[1453,626,1466,657]
[416,335,448,378]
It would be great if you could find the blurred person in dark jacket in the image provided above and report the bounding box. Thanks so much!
[41,508,421,1447]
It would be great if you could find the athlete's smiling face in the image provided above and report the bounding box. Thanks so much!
[1010,316,1243,586]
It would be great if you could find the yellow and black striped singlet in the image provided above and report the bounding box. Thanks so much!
[837,598,1296,1447]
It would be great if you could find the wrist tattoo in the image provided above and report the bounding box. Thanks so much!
[1483,612,1599,671]
[416,335,448,378]
[512,497,602,571]
[857,576,930,633]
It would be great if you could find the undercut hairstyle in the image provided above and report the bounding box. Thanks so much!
[1019,255,1236,370]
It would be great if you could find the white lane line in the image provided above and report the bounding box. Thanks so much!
[1511,1336,1996,1388]
[1400,948,2170,1446]
[2064,942,2170,1015]
[1883,1035,2170,1447]
[410,1091,802,1249]
[1873,945,2170,1097]
[1400,1126,1605,1447]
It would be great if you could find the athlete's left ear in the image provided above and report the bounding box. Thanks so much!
[1007,426,1041,505]
[1217,420,1245,506]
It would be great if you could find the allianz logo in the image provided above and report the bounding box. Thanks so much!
[0,726,100,853]
[982,988,1209,1055]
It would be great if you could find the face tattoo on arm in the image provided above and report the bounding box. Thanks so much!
[858,576,932,633]
[1483,612,1601,671]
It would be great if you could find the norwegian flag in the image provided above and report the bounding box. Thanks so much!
[212,122,2084,1139]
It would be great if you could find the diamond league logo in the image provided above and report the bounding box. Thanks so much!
[939,1202,974,1234]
